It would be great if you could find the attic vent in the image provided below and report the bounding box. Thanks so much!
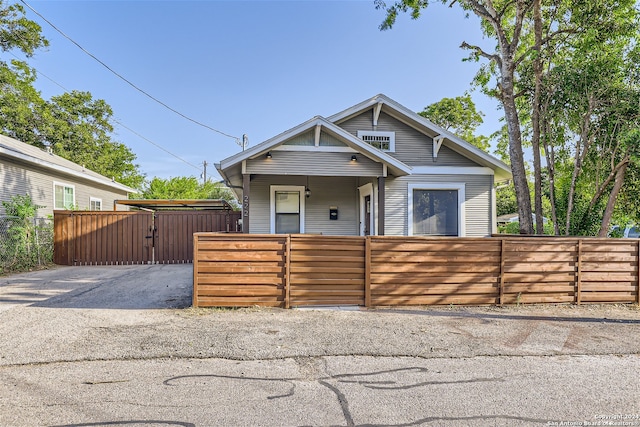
[357,130,395,152]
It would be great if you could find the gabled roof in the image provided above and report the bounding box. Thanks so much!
[217,115,412,177]
[329,94,512,182]
[0,133,137,193]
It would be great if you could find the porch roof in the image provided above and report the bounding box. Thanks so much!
[216,116,412,180]
[329,94,512,182]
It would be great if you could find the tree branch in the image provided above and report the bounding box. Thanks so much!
[460,41,502,68]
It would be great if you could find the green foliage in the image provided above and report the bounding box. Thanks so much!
[418,94,490,151]
[142,177,239,207]
[0,194,52,274]
[44,91,145,189]
[496,184,517,217]
[497,220,554,235]
[0,1,48,55]
[0,3,145,191]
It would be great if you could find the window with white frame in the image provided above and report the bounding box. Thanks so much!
[357,130,395,152]
[90,197,102,211]
[53,182,75,210]
[270,185,305,234]
[408,183,465,236]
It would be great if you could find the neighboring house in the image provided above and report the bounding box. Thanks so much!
[0,133,137,217]
[497,213,548,226]
[216,94,512,237]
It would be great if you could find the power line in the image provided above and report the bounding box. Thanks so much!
[20,0,242,144]
[5,49,203,173]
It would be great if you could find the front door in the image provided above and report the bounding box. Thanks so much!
[358,183,374,236]
[364,195,371,236]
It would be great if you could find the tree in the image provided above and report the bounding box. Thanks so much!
[0,2,145,190]
[142,176,238,207]
[418,94,490,151]
[377,0,535,233]
[44,91,145,189]
[0,1,48,55]
[376,0,639,236]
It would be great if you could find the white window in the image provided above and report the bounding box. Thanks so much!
[270,185,305,234]
[408,183,466,236]
[357,130,395,152]
[90,197,102,211]
[53,182,75,210]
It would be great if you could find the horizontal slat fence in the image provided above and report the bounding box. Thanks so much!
[369,237,502,306]
[193,234,288,307]
[192,235,640,308]
[289,235,365,306]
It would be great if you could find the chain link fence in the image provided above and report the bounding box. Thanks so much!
[0,216,54,275]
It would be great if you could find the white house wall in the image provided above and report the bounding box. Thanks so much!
[248,175,361,235]
[385,174,493,237]
[246,151,383,177]
[338,111,479,167]
[0,159,129,217]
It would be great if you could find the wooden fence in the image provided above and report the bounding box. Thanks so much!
[55,210,240,265]
[192,234,640,308]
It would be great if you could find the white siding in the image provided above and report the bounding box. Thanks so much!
[247,151,383,177]
[385,174,493,237]
[248,175,360,235]
[0,159,130,217]
[338,111,479,167]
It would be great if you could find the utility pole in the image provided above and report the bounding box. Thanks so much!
[202,160,208,183]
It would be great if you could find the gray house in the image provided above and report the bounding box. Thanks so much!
[216,94,511,237]
[0,133,137,216]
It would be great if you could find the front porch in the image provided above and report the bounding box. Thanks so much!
[240,174,386,236]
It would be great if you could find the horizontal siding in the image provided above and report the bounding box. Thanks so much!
[248,175,359,236]
[385,174,492,237]
[246,151,382,177]
[281,130,346,147]
[338,110,479,167]
[1,159,129,217]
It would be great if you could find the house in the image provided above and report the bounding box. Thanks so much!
[0,133,137,217]
[216,94,512,237]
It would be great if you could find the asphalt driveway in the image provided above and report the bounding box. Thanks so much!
[0,263,193,310]
[0,264,639,426]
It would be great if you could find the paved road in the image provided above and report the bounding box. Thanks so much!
[0,265,639,427]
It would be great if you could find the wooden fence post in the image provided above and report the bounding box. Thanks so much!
[365,236,371,307]
[576,239,582,305]
[192,234,199,307]
[637,240,640,305]
[499,238,505,305]
[285,235,291,309]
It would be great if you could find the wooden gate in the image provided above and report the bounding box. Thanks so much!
[54,210,240,265]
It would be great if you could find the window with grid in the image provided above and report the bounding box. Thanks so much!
[357,131,395,152]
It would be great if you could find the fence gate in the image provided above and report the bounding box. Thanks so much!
[54,210,240,266]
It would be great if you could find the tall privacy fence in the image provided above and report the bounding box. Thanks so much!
[193,234,640,308]
[0,216,53,274]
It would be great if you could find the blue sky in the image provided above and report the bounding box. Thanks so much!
[19,0,502,182]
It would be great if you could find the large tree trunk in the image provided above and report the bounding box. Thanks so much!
[531,0,544,234]
[598,160,628,237]
[501,61,533,234]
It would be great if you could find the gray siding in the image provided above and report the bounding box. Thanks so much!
[246,151,383,177]
[338,111,479,167]
[282,130,346,147]
[384,174,493,237]
[248,175,359,235]
[1,159,130,217]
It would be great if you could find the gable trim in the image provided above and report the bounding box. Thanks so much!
[411,166,494,176]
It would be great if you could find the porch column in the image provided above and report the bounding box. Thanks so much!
[377,176,385,236]
[242,174,250,233]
